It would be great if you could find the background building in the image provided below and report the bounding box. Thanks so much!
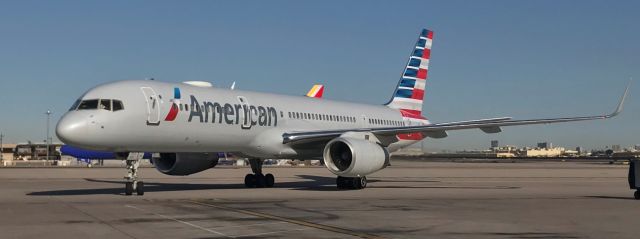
[612,145,621,152]
[1,144,16,162]
[491,140,499,149]
[537,142,552,149]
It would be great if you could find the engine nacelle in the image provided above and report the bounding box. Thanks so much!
[152,153,219,176]
[323,137,389,177]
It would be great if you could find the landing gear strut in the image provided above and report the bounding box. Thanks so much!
[244,158,275,188]
[336,176,367,190]
[123,152,145,196]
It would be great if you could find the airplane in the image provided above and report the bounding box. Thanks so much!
[56,29,630,196]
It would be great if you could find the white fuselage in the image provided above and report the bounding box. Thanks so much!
[56,80,428,158]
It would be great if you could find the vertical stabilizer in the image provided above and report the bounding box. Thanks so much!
[385,29,433,119]
[306,84,325,98]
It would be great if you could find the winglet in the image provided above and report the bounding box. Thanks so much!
[606,79,631,118]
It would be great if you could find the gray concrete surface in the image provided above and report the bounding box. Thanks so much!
[0,160,637,239]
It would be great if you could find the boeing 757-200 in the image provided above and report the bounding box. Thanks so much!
[56,29,629,195]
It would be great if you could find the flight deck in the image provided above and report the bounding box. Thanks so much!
[0,160,637,239]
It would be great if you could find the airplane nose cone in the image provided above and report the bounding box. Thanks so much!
[56,114,87,146]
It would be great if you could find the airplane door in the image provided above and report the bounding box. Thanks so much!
[361,115,369,128]
[141,87,161,125]
[238,96,251,129]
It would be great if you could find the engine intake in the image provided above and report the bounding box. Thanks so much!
[323,137,389,177]
[152,153,219,176]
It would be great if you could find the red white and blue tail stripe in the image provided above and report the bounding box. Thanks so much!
[386,29,433,120]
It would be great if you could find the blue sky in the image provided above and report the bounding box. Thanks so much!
[0,0,638,151]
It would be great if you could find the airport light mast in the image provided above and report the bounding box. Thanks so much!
[0,132,4,162]
[46,110,51,164]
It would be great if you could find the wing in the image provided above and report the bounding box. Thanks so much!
[283,82,630,145]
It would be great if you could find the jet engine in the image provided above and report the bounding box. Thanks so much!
[323,137,389,177]
[152,153,219,176]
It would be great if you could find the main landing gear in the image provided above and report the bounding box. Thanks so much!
[123,152,145,196]
[244,158,275,188]
[336,176,367,190]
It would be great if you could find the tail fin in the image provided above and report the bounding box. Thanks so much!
[306,84,324,98]
[385,29,433,119]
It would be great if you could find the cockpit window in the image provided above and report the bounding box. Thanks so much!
[69,99,81,111]
[75,99,124,111]
[112,100,124,111]
[99,99,111,111]
[77,99,99,110]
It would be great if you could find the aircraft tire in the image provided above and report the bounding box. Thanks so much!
[336,176,346,189]
[125,182,133,196]
[244,174,255,188]
[351,177,360,189]
[265,173,275,187]
[635,190,640,200]
[136,181,144,196]
[358,176,367,189]
[255,174,266,188]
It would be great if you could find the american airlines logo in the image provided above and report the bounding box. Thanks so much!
[163,88,278,128]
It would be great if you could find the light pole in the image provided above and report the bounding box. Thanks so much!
[0,132,4,162]
[46,110,51,165]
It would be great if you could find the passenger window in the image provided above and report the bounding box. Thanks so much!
[77,99,99,110]
[99,99,111,111]
[113,100,124,111]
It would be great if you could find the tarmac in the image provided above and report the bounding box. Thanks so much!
[0,160,637,239]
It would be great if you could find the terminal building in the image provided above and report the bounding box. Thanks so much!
[1,142,63,166]
[1,143,16,162]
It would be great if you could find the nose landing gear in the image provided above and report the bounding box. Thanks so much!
[123,152,145,196]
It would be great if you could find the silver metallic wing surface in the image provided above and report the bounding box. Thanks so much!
[283,82,630,145]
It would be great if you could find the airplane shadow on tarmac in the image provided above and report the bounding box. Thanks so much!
[26,175,516,196]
